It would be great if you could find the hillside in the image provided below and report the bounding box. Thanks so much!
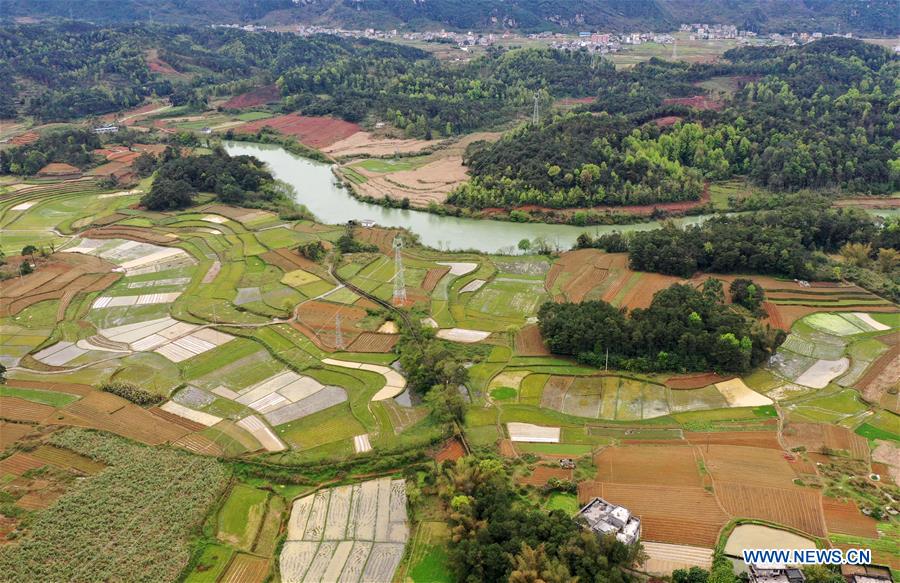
[2,0,897,35]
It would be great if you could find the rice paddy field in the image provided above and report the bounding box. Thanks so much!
[2,167,898,575]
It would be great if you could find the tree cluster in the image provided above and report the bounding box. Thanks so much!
[140,147,276,211]
[439,456,643,583]
[579,201,881,279]
[0,129,101,175]
[538,282,784,373]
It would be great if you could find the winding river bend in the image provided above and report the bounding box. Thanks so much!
[225,142,895,253]
[225,141,712,253]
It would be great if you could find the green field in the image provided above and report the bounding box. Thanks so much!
[351,157,426,173]
[184,544,235,583]
[217,484,269,551]
[0,385,80,407]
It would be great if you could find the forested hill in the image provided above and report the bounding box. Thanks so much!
[449,38,899,211]
[2,0,898,35]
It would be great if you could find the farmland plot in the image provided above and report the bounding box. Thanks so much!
[279,477,409,583]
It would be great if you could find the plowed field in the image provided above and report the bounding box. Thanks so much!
[594,445,702,487]
[578,482,728,547]
[822,497,879,537]
[235,114,360,148]
[782,423,870,460]
[715,482,826,537]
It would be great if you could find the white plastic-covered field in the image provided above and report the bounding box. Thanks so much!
[435,328,491,343]
[236,414,286,452]
[229,370,349,426]
[33,341,89,367]
[436,262,478,276]
[321,359,406,401]
[97,316,233,362]
[459,279,486,293]
[280,477,408,583]
[92,292,181,309]
[160,401,222,426]
[794,358,850,389]
[713,378,773,407]
[64,238,194,275]
[507,422,561,443]
[353,434,372,453]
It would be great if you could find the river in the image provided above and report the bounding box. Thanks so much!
[224,141,895,253]
[224,141,716,253]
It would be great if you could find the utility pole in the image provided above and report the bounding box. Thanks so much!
[334,313,344,349]
[532,92,540,125]
[392,236,406,305]
[605,347,609,371]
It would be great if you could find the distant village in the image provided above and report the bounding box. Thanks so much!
[214,21,864,56]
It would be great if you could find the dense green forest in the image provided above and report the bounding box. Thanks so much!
[0,23,610,137]
[3,0,897,35]
[450,38,899,210]
[539,281,784,373]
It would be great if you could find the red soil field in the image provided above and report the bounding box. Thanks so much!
[594,445,703,487]
[515,325,550,356]
[763,301,787,330]
[618,271,683,310]
[546,249,622,302]
[0,397,56,422]
[666,372,731,389]
[260,248,319,272]
[822,498,879,538]
[517,465,573,487]
[782,423,871,460]
[3,379,93,396]
[9,132,39,146]
[702,444,797,488]
[434,438,467,463]
[149,407,207,432]
[234,114,361,149]
[856,344,900,406]
[0,422,34,449]
[172,433,226,457]
[498,439,518,458]
[219,554,270,583]
[346,332,399,353]
[715,481,826,537]
[421,266,450,292]
[788,459,818,477]
[685,431,782,450]
[663,95,723,111]
[222,85,281,109]
[147,56,180,75]
[0,453,45,476]
[579,482,728,547]
[653,115,684,127]
[57,393,191,445]
[0,258,119,319]
[354,227,401,254]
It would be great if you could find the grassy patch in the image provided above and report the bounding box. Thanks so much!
[217,484,269,551]
[545,492,579,515]
[515,443,593,456]
[0,386,79,407]
[490,386,518,401]
[184,544,235,583]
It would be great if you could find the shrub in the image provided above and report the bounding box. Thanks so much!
[99,382,164,406]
